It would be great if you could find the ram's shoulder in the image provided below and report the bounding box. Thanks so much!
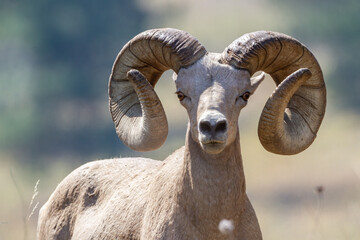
[42,158,161,213]
[38,157,160,239]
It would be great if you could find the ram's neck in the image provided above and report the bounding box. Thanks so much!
[176,127,246,234]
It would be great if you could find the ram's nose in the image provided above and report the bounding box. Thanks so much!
[198,112,228,140]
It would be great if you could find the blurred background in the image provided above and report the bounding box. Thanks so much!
[1,0,359,239]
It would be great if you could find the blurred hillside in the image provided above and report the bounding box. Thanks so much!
[1,0,360,163]
[0,0,147,163]
[1,0,360,239]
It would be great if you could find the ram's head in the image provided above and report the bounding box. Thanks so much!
[109,28,326,155]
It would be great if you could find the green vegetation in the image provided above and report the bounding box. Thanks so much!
[276,0,360,110]
[1,0,359,239]
[0,0,147,161]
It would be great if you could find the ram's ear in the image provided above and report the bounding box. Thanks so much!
[172,72,178,81]
[249,72,265,93]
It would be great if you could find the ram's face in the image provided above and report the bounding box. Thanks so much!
[174,53,261,154]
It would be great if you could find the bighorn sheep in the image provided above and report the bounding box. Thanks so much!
[37,28,326,239]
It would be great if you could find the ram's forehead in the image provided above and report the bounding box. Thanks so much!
[176,53,251,90]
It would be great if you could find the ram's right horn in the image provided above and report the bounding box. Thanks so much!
[108,28,207,152]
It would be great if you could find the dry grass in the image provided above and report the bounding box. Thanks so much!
[0,159,74,240]
[2,70,359,239]
[1,106,359,239]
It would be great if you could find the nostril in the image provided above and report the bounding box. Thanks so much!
[199,120,212,134]
[215,120,227,133]
[200,118,227,136]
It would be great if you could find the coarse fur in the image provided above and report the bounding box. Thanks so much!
[38,27,326,239]
[38,53,263,239]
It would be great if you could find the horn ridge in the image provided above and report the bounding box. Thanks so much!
[109,28,206,151]
[222,31,326,155]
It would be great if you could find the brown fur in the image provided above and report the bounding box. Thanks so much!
[38,29,325,239]
[38,53,263,239]
[38,129,262,239]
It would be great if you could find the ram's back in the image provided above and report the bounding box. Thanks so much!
[37,157,162,240]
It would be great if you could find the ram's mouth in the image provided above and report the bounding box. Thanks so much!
[202,140,225,145]
[200,140,226,154]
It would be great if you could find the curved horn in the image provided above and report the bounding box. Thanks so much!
[221,31,326,155]
[109,28,206,151]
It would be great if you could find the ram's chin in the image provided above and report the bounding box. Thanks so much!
[200,142,226,154]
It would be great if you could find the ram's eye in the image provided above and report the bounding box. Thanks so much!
[240,91,251,101]
[175,91,186,101]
